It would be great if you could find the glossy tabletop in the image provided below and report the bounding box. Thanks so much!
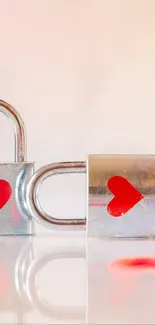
[1,232,155,324]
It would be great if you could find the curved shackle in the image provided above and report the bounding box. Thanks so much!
[0,100,26,162]
[26,161,86,228]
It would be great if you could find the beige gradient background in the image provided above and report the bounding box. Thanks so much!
[0,0,155,323]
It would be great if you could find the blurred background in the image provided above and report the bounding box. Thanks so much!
[0,1,155,324]
[1,0,155,234]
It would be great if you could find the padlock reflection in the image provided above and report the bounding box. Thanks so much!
[0,236,85,324]
[88,239,155,324]
[26,238,86,324]
[0,237,33,317]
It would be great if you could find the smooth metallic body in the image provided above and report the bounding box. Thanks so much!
[0,101,34,235]
[88,154,155,238]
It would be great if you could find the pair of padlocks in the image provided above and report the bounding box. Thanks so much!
[1,100,155,237]
[0,100,85,236]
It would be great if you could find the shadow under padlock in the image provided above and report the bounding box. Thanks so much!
[0,100,34,235]
[0,237,33,316]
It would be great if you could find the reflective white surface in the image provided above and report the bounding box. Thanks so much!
[0,233,85,324]
[1,231,155,324]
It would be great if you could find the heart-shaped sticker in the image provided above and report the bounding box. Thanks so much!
[0,180,12,209]
[107,176,144,217]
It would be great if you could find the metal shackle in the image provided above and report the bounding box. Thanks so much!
[0,100,26,162]
[26,161,86,229]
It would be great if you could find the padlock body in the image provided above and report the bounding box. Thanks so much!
[0,163,34,235]
[88,154,155,238]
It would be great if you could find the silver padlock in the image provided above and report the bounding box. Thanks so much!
[26,155,155,238]
[0,100,34,235]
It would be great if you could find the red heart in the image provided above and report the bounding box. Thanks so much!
[107,176,144,217]
[0,180,12,209]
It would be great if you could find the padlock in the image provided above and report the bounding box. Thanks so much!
[26,155,155,238]
[0,100,34,235]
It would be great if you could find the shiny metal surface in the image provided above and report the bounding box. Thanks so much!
[0,100,26,162]
[0,163,34,235]
[26,161,86,228]
[0,100,34,235]
[88,154,155,238]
